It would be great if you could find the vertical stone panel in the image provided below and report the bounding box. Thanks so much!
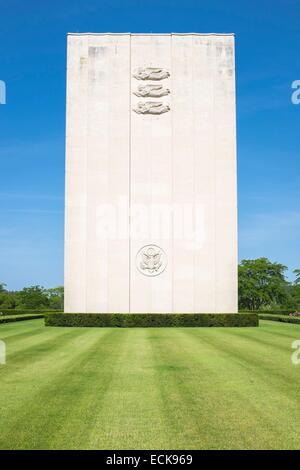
[130,35,173,313]
[85,35,131,313]
[106,36,131,313]
[65,33,237,314]
[64,35,88,312]
[85,35,109,312]
[65,34,130,313]
[193,36,216,313]
[172,35,195,312]
[213,35,238,313]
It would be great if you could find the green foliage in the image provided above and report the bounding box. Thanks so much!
[46,286,64,310]
[0,314,44,324]
[17,285,50,309]
[293,269,300,286]
[289,284,300,309]
[45,313,258,328]
[238,258,289,311]
[0,284,64,311]
[0,292,17,309]
[0,309,63,315]
[0,282,7,292]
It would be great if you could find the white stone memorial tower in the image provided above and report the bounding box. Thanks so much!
[64,33,238,313]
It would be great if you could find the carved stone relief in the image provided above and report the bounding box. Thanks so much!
[133,83,170,98]
[136,245,167,276]
[133,101,170,115]
[132,67,170,115]
[133,67,170,81]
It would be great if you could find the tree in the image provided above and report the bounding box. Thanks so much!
[293,269,300,285]
[238,258,289,311]
[0,283,17,310]
[17,285,49,309]
[289,285,300,310]
[0,282,7,293]
[0,292,17,309]
[47,286,64,310]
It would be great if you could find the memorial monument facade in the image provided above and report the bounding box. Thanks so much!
[64,33,237,313]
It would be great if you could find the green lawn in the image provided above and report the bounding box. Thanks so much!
[0,319,299,450]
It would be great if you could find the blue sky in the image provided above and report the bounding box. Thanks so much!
[0,0,299,290]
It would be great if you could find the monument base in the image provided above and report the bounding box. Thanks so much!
[45,313,258,328]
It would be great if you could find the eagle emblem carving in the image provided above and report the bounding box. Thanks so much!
[137,245,167,276]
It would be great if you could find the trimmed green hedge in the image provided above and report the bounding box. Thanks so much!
[0,314,44,324]
[45,313,258,328]
[241,310,293,315]
[259,314,300,325]
[0,309,62,316]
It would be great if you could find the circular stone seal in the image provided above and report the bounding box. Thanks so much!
[136,245,167,277]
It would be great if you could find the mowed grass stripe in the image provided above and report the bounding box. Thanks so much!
[0,320,299,450]
[0,318,44,340]
[48,329,131,450]
[4,325,90,358]
[0,327,117,449]
[143,327,299,449]
[188,326,298,387]
[229,329,297,354]
[149,327,272,450]
[181,328,300,448]
[16,329,123,450]
[84,329,175,450]
[148,328,228,449]
[173,330,299,448]
[259,319,300,339]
